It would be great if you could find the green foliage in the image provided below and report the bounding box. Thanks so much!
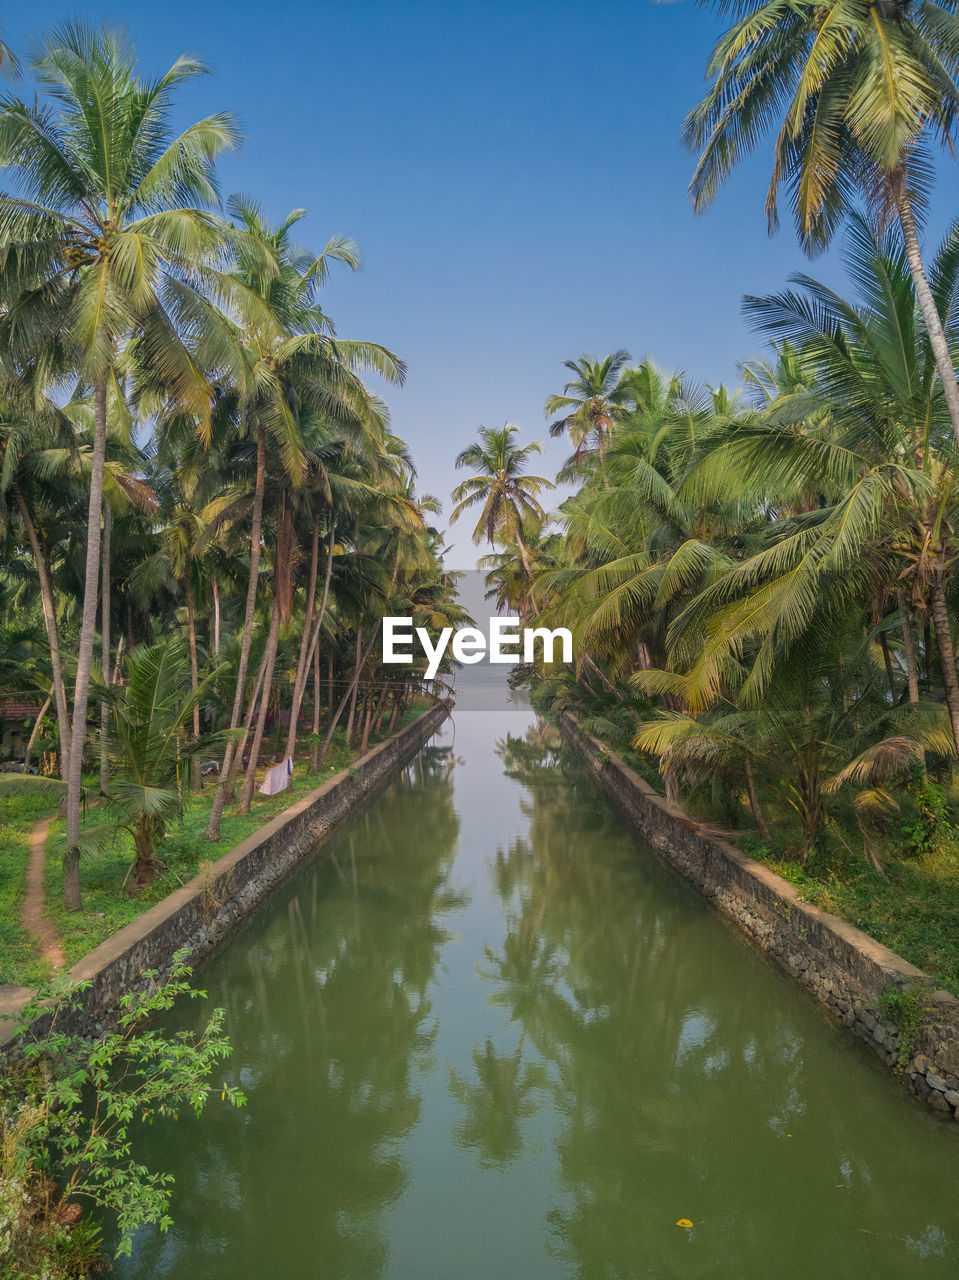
[1,953,245,1269]
[879,986,928,1072]
[899,778,952,855]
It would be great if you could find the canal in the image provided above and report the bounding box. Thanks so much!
[114,677,959,1277]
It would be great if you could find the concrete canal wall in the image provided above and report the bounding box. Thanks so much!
[560,712,959,1118]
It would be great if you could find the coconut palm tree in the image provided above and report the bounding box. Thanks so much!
[199,200,405,838]
[544,350,633,466]
[0,393,77,780]
[0,20,240,908]
[102,638,227,889]
[450,424,553,577]
[684,0,959,446]
[675,216,959,735]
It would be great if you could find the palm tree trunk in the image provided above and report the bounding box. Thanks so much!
[286,519,335,760]
[897,589,920,704]
[240,602,281,813]
[317,625,381,768]
[186,575,200,737]
[24,696,51,772]
[371,682,392,738]
[99,503,112,795]
[284,515,320,756]
[313,643,322,737]
[64,372,110,911]
[744,758,772,843]
[931,579,959,748]
[893,174,959,447]
[133,816,155,890]
[360,693,374,754]
[926,618,935,690]
[212,574,221,659]
[14,489,70,780]
[878,630,897,701]
[206,422,266,841]
[345,628,363,745]
[309,642,322,771]
[229,635,271,784]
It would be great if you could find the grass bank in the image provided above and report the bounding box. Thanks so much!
[0,791,58,986]
[0,706,430,984]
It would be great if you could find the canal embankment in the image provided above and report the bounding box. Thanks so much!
[0,700,450,1050]
[560,711,959,1117]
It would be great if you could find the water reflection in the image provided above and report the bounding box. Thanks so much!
[467,721,959,1278]
[112,710,959,1280]
[114,747,465,1277]
[449,1036,549,1169]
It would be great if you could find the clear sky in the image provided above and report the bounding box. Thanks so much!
[6,1,958,565]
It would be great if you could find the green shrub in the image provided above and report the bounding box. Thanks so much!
[0,951,246,1271]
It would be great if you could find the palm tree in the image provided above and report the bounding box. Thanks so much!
[544,350,633,465]
[199,200,405,837]
[680,216,959,735]
[102,638,225,889]
[0,20,240,908]
[684,0,959,446]
[0,393,77,780]
[450,424,553,577]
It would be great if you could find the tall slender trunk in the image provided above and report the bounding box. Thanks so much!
[388,691,401,735]
[893,173,959,448]
[206,423,266,841]
[360,691,374,754]
[309,642,322,771]
[240,602,281,813]
[64,373,110,911]
[371,682,392,738]
[285,517,332,761]
[313,643,322,737]
[317,625,381,768]
[925,618,935,691]
[931,579,959,749]
[743,758,772,843]
[99,503,112,795]
[212,574,221,659]
[229,634,271,784]
[24,696,51,772]
[14,489,70,779]
[185,575,200,737]
[898,589,920,705]
[878,630,897,702]
[345,628,363,745]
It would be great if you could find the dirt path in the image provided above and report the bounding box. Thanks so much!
[21,817,65,972]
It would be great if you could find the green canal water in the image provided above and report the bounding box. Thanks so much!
[113,681,959,1277]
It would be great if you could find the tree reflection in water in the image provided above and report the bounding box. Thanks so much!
[113,745,466,1278]
[463,721,916,1278]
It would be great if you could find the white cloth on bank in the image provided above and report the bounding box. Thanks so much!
[258,756,293,796]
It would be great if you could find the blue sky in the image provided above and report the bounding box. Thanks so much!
[6,1,958,564]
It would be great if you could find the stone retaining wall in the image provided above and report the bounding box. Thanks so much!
[0,702,450,1050]
[560,712,959,1117]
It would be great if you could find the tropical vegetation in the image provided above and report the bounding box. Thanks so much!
[473,0,959,997]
